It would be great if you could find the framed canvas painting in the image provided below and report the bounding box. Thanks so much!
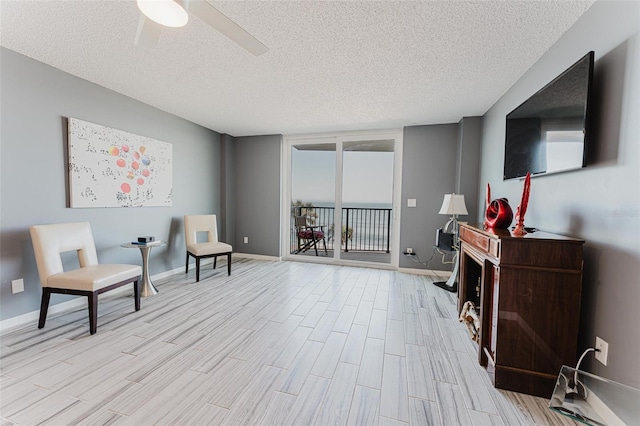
[68,117,173,208]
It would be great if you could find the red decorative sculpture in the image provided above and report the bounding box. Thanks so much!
[512,172,532,236]
[485,198,513,229]
[484,183,514,229]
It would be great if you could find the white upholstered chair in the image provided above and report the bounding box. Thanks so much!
[30,222,142,335]
[184,215,233,282]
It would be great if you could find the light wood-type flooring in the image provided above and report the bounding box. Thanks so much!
[0,258,577,425]
[293,250,392,264]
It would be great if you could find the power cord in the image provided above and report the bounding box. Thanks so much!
[564,347,601,401]
[405,246,436,267]
[435,246,456,265]
[576,347,598,371]
[405,246,456,267]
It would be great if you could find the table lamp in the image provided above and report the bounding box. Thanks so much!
[438,193,468,236]
[434,193,468,293]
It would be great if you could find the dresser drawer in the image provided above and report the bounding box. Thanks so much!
[460,226,490,253]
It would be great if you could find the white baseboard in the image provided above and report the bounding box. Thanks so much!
[152,265,184,280]
[233,253,281,262]
[398,267,452,277]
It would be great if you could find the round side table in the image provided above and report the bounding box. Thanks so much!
[121,242,166,297]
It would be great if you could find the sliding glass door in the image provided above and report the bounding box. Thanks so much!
[340,140,394,264]
[283,131,402,267]
[289,141,336,258]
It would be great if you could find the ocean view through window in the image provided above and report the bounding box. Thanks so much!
[290,144,394,262]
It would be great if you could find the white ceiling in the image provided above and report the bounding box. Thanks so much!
[0,0,595,137]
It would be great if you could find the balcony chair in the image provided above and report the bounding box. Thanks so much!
[184,214,233,282]
[30,222,142,335]
[294,215,327,256]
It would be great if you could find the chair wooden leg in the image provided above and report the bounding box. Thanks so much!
[88,292,98,335]
[185,252,190,274]
[312,235,319,256]
[38,288,51,329]
[214,256,217,269]
[134,278,141,311]
[196,257,201,282]
[323,238,328,255]
[227,253,232,276]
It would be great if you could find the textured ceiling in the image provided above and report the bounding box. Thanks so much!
[0,0,594,137]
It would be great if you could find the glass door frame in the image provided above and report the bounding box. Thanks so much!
[281,129,403,268]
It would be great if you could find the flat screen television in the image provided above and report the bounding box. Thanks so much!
[503,51,594,180]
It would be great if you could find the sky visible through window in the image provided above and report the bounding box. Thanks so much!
[291,148,393,206]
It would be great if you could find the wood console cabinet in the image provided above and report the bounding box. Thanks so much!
[458,223,584,398]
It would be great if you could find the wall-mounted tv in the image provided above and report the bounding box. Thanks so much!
[503,51,594,181]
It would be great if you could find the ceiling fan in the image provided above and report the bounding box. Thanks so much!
[135,0,268,56]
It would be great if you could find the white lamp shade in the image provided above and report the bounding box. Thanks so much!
[137,0,189,28]
[439,194,468,216]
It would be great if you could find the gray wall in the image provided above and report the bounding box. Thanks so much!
[400,124,459,269]
[220,134,235,243]
[233,135,282,257]
[0,48,221,320]
[478,1,639,388]
[456,117,482,223]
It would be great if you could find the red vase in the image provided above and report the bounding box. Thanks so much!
[484,198,513,229]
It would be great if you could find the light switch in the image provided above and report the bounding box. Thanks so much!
[12,278,24,293]
[407,199,417,208]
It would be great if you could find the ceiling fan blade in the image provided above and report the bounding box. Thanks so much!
[188,1,268,56]
[135,15,162,48]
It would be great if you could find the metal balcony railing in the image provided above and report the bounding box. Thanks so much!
[291,206,392,254]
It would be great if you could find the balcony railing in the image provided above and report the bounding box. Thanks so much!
[291,206,392,254]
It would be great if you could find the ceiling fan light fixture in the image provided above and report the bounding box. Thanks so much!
[137,0,189,28]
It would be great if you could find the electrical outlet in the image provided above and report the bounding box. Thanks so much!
[595,336,609,366]
[406,248,413,254]
[11,278,24,294]
[243,237,249,244]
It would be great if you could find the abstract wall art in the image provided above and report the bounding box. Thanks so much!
[68,117,173,208]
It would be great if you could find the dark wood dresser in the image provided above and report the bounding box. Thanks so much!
[458,223,584,398]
